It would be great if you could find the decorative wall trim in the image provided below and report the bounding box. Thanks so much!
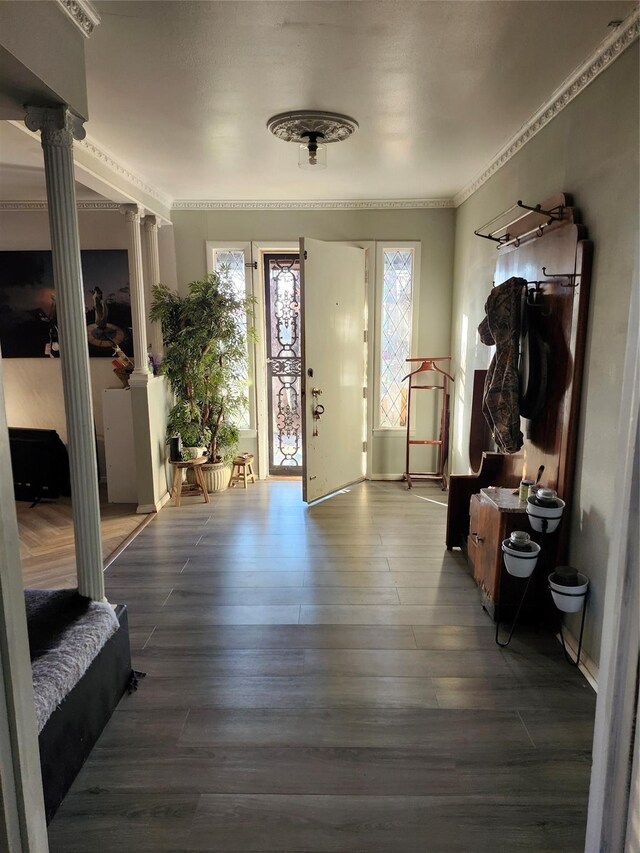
[453,7,640,206]
[0,201,121,212]
[172,198,455,211]
[556,630,599,692]
[53,0,100,38]
[77,136,173,209]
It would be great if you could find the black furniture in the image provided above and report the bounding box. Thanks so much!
[8,427,71,504]
[37,605,132,823]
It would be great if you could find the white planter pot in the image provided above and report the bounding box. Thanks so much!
[183,446,207,460]
[502,539,541,577]
[201,461,232,493]
[526,496,565,533]
[548,572,589,613]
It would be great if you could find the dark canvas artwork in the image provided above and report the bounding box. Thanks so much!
[0,250,133,358]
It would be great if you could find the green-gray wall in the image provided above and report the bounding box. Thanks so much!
[450,43,639,668]
[170,208,456,476]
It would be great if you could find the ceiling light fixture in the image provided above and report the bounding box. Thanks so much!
[267,110,359,170]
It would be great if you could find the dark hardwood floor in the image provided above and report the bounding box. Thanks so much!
[47,480,596,852]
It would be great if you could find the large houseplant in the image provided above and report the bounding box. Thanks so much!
[150,271,256,491]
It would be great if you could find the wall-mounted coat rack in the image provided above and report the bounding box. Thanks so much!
[475,198,571,250]
[447,191,593,571]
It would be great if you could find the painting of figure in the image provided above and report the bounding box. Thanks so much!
[0,250,133,358]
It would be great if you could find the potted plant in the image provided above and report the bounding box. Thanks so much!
[150,271,256,492]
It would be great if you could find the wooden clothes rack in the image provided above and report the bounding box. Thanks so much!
[403,357,453,491]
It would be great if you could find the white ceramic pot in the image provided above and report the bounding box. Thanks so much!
[183,446,207,460]
[501,538,541,578]
[201,461,232,493]
[526,493,566,533]
[548,572,589,613]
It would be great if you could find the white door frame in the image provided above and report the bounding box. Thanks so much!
[585,270,639,852]
[0,352,49,852]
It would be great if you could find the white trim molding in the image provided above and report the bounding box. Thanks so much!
[0,200,121,211]
[78,135,173,209]
[173,198,455,211]
[53,0,100,38]
[556,630,599,692]
[454,7,640,206]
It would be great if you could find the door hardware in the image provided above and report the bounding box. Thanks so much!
[312,403,325,436]
[311,388,323,397]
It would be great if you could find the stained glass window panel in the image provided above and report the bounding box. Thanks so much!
[214,250,250,429]
[379,249,414,428]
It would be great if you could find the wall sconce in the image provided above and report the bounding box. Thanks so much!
[267,110,358,171]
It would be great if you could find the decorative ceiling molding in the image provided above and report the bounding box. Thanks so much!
[53,0,100,38]
[454,7,640,207]
[171,198,454,211]
[77,135,173,209]
[0,201,121,211]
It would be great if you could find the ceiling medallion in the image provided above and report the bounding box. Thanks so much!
[267,110,359,170]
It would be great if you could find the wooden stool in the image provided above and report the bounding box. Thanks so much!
[169,457,210,506]
[230,454,257,489]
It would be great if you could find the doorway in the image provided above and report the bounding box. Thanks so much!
[263,253,303,476]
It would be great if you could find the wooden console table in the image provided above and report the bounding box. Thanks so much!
[468,487,554,621]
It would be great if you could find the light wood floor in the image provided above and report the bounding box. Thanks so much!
[18,493,145,589]
[48,480,595,852]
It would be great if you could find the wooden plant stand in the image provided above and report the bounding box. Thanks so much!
[170,457,210,506]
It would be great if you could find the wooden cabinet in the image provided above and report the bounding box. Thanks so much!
[467,488,550,620]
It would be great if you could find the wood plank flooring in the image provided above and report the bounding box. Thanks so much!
[18,492,146,589]
[47,480,596,852]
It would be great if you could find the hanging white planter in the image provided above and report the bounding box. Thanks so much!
[548,571,589,613]
[501,532,541,577]
[526,488,566,533]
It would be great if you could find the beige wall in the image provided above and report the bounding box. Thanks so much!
[0,209,133,476]
[171,207,456,476]
[449,44,639,667]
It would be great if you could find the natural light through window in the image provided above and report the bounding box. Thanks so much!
[379,248,414,428]
[214,250,250,429]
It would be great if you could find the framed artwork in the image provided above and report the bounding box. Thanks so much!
[0,250,133,358]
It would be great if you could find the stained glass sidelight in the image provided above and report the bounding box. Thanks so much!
[214,250,250,429]
[264,255,302,473]
[379,249,414,428]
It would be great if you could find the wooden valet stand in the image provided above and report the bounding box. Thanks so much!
[403,357,453,490]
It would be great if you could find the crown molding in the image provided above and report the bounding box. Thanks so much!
[171,198,454,211]
[77,135,173,209]
[0,201,121,212]
[53,0,100,38]
[454,7,640,207]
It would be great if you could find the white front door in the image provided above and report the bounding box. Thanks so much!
[300,238,366,503]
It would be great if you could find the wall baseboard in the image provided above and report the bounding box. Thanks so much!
[555,629,599,692]
[369,474,404,481]
[136,490,170,514]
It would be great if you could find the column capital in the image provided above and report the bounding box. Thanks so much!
[24,106,86,148]
[120,203,144,223]
[142,214,161,232]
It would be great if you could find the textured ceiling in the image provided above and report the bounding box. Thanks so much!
[0,1,635,203]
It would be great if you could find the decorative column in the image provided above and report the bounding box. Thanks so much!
[142,215,164,359]
[120,204,149,386]
[24,106,105,602]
